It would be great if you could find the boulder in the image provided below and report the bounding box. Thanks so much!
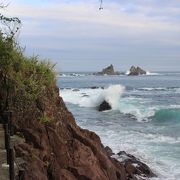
[128,66,146,76]
[98,100,111,111]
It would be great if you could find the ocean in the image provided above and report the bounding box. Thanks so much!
[57,72,180,180]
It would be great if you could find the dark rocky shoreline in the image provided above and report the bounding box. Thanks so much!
[105,147,156,180]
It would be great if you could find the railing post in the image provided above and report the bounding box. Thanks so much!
[1,111,15,180]
[9,148,15,180]
[4,123,10,164]
[9,111,14,136]
[18,170,25,180]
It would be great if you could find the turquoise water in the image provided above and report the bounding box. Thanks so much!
[58,72,180,179]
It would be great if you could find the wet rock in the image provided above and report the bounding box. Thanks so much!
[98,100,112,111]
[128,66,146,76]
[117,151,156,178]
[104,146,115,156]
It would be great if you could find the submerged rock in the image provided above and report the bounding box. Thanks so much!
[128,66,146,76]
[98,100,112,111]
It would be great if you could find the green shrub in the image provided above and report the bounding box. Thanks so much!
[0,10,55,114]
[0,11,56,113]
[39,115,51,123]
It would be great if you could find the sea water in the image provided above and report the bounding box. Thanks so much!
[57,72,180,180]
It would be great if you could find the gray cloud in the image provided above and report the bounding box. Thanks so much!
[4,0,180,71]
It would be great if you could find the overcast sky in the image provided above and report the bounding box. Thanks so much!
[3,0,180,72]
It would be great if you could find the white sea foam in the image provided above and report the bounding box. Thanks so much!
[136,132,180,144]
[61,85,156,121]
[99,85,125,110]
[60,88,102,107]
[118,99,158,122]
[137,87,180,92]
[146,71,161,76]
[125,70,130,75]
[61,85,125,109]
[125,70,160,76]
[170,105,180,108]
[59,73,87,77]
[138,87,167,91]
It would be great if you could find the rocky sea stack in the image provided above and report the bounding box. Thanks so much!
[95,64,121,75]
[128,66,146,76]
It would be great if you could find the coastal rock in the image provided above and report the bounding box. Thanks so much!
[104,146,115,156]
[0,74,155,180]
[95,64,121,75]
[117,151,156,178]
[98,100,112,111]
[128,66,146,76]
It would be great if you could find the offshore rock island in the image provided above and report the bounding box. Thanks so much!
[128,66,146,76]
[94,65,147,76]
[94,64,121,75]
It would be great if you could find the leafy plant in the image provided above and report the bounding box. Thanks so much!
[39,115,51,123]
[0,6,56,113]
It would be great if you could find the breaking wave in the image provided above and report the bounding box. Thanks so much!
[60,85,125,109]
[60,85,180,122]
[146,71,161,76]
[153,109,180,123]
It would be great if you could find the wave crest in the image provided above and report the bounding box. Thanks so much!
[60,85,180,123]
[60,85,125,109]
[98,85,125,110]
[153,109,180,123]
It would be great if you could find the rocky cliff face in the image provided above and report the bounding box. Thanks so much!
[0,74,154,180]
